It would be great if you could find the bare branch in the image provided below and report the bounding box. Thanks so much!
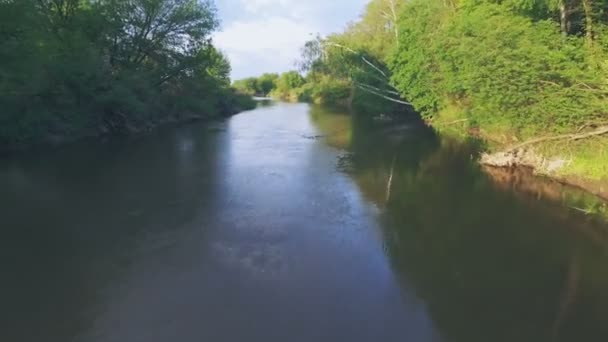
[355,82,403,99]
[355,84,411,105]
[386,0,399,39]
[326,42,389,79]
[506,126,608,152]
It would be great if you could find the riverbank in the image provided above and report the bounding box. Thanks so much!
[433,116,608,202]
[265,95,608,203]
[0,92,256,154]
[480,140,608,201]
[261,91,608,202]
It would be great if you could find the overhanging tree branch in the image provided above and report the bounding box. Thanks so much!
[355,84,411,105]
[326,42,389,79]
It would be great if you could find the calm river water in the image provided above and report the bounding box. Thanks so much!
[1,102,608,342]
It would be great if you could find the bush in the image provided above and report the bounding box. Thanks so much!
[0,0,239,150]
[391,1,608,136]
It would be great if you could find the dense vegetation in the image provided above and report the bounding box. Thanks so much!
[308,0,608,131]
[388,0,608,181]
[233,0,409,114]
[232,73,279,97]
[233,71,311,102]
[391,0,608,135]
[301,0,608,133]
[0,0,254,150]
[238,0,608,182]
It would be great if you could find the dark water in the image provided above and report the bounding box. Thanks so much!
[1,102,608,342]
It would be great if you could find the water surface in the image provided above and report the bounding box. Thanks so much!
[1,102,607,342]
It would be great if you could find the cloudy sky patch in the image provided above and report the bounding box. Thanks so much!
[214,0,368,79]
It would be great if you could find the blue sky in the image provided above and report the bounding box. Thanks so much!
[214,0,369,80]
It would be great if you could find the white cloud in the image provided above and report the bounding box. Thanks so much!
[214,0,368,79]
[215,17,314,78]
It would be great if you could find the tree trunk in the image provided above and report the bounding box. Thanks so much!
[559,1,569,35]
[387,0,399,39]
[347,86,355,109]
[582,0,594,44]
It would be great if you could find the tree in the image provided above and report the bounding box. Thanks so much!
[232,77,259,95]
[257,73,279,96]
[276,71,305,90]
[0,0,246,150]
[390,0,608,133]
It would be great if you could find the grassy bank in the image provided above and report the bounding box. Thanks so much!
[432,109,608,200]
[388,0,608,199]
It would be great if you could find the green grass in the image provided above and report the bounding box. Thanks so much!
[432,103,608,189]
[536,137,608,181]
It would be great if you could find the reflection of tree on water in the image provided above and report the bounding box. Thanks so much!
[377,139,608,342]
[553,254,580,342]
[483,166,608,220]
[308,106,608,342]
[308,105,354,149]
[0,123,226,341]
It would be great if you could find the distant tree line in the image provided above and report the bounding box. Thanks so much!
[233,70,372,111]
[232,73,279,97]
[0,0,254,150]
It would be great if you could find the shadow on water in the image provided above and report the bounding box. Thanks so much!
[0,122,228,341]
[309,105,608,342]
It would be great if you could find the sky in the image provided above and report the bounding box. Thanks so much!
[214,0,369,80]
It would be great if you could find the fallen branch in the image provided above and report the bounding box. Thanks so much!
[570,206,592,214]
[506,126,608,152]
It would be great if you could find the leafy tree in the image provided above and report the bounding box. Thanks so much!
[233,73,278,96]
[0,0,247,150]
[296,0,412,112]
[232,77,259,95]
[390,0,608,136]
[257,73,279,95]
[275,71,305,91]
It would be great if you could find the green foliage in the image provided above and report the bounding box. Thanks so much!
[337,0,404,61]
[218,88,257,114]
[391,0,608,137]
[274,71,305,92]
[232,73,279,96]
[0,0,243,150]
[257,73,279,95]
[233,71,309,103]
[233,0,414,112]
[388,0,448,118]
[296,0,411,114]
[266,72,304,102]
[305,75,352,106]
[232,77,259,96]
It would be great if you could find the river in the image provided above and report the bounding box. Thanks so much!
[1,102,608,342]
